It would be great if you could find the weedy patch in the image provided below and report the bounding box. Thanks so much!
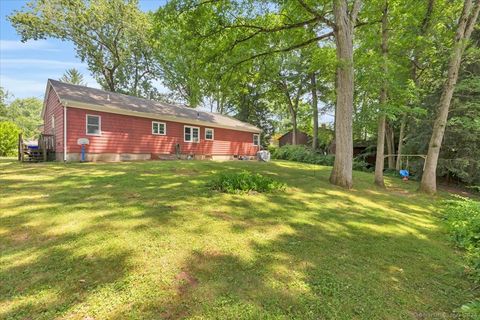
[208,170,286,194]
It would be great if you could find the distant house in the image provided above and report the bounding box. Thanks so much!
[41,79,261,161]
[278,130,311,147]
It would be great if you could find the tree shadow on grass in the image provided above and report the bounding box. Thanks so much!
[0,223,132,319]
[142,220,473,320]
[0,159,475,319]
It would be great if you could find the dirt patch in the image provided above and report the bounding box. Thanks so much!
[388,187,413,197]
[210,210,234,221]
[171,168,200,176]
[10,231,29,243]
[124,192,141,199]
[175,271,198,295]
[439,184,479,199]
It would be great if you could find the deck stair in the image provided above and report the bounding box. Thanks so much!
[18,133,56,162]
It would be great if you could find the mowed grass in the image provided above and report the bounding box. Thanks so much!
[0,159,476,319]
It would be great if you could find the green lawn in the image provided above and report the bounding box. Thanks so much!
[0,159,475,319]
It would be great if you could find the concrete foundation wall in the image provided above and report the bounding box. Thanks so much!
[65,153,255,162]
[66,153,151,162]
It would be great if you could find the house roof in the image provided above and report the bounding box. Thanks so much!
[278,129,311,140]
[46,79,261,133]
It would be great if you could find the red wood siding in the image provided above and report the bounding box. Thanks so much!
[66,108,259,156]
[43,87,64,154]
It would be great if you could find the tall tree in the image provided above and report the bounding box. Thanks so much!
[311,72,319,149]
[0,87,9,120]
[4,98,43,139]
[9,0,160,98]
[396,0,436,171]
[420,0,480,194]
[59,68,86,85]
[154,0,362,188]
[329,0,362,189]
[374,0,389,187]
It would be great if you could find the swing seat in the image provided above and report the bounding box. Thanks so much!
[399,169,409,178]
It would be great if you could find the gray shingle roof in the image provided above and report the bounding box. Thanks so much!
[48,79,261,133]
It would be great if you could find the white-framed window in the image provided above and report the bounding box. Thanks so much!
[253,134,260,146]
[152,121,166,135]
[86,114,101,135]
[184,125,200,143]
[205,128,214,140]
[51,115,55,133]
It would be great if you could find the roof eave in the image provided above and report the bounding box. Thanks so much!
[62,99,262,133]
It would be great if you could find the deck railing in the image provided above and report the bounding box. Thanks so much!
[19,133,56,162]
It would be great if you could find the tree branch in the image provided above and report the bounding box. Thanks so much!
[234,31,334,66]
[350,0,362,22]
[296,0,335,28]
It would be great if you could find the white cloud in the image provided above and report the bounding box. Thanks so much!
[0,40,60,52]
[1,58,84,69]
[0,75,47,99]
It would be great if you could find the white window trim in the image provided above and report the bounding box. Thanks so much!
[205,128,214,140]
[86,114,101,136]
[152,121,166,135]
[184,125,200,143]
[253,134,260,146]
[51,115,55,131]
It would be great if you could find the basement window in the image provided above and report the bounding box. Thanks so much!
[184,126,199,143]
[152,121,166,135]
[86,114,101,135]
[253,134,260,146]
[205,128,214,140]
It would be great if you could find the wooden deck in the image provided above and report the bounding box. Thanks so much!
[18,134,56,162]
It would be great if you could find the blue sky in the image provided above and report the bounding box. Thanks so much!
[0,0,164,101]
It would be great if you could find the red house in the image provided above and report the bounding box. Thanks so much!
[41,79,261,161]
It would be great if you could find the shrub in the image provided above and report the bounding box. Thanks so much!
[272,145,334,166]
[353,158,372,172]
[0,121,21,157]
[209,170,286,194]
[443,196,480,317]
[272,145,371,171]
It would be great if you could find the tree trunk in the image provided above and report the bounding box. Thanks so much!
[330,0,360,189]
[311,72,319,150]
[395,115,406,170]
[386,123,395,169]
[291,113,298,145]
[420,0,480,194]
[374,115,386,186]
[374,0,388,187]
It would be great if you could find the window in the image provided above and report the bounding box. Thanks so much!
[152,121,166,135]
[184,126,200,143]
[253,134,260,146]
[51,115,55,133]
[86,114,101,135]
[205,128,214,140]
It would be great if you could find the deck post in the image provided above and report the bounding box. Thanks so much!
[41,136,47,162]
[18,133,23,162]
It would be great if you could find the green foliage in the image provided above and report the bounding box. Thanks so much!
[272,145,372,172]
[443,196,480,318]
[3,98,43,139]
[0,87,9,120]
[209,170,286,194]
[272,145,334,166]
[352,158,372,172]
[59,68,86,85]
[9,0,159,98]
[0,121,21,156]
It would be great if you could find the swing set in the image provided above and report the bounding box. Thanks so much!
[384,154,427,180]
